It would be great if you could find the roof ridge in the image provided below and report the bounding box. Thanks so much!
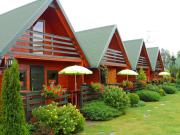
[147,47,159,49]
[123,38,144,43]
[76,24,117,33]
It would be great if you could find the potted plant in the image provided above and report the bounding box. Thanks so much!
[42,85,66,104]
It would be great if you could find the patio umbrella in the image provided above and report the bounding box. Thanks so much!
[117,69,138,80]
[59,65,93,105]
[159,71,170,76]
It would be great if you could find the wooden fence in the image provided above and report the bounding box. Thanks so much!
[21,91,70,121]
[79,85,101,108]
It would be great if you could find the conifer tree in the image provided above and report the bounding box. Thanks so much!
[1,60,29,135]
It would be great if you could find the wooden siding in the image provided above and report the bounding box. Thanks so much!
[17,59,83,92]
[84,69,100,85]
[7,4,88,66]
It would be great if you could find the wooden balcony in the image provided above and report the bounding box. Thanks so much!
[101,48,127,67]
[9,30,82,62]
[137,56,149,68]
[155,60,163,71]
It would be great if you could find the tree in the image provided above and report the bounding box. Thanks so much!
[137,68,147,81]
[169,55,177,77]
[1,60,29,135]
[176,68,180,80]
[161,48,171,69]
[177,51,180,58]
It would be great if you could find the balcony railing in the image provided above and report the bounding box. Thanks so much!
[101,48,127,67]
[155,60,163,70]
[138,56,149,67]
[9,30,81,61]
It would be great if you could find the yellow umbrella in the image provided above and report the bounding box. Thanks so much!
[159,71,170,76]
[59,65,93,105]
[117,69,138,80]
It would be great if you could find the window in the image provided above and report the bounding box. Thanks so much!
[19,71,26,90]
[32,20,45,54]
[47,70,58,86]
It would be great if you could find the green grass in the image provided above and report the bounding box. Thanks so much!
[79,92,180,135]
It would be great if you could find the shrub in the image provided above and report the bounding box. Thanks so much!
[136,100,146,107]
[103,86,130,111]
[128,93,140,107]
[1,60,29,135]
[90,82,104,93]
[136,80,147,88]
[121,80,133,89]
[32,103,85,135]
[146,84,166,96]
[0,95,3,124]
[81,101,121,121]
[162,85,177,94]
[137,68,147,81]
[136,90,161,102]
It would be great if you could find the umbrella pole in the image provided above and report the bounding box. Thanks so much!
[127,75,129,81]
[75,74,77,106]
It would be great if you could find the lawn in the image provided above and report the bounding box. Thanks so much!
[79,92,180,135]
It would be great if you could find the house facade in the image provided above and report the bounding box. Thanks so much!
[76,25,131,85]
[0,0,89,94]
[147,47,164,80]
[123,39,152,81]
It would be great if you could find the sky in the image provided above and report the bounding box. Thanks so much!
[0,0,179,56]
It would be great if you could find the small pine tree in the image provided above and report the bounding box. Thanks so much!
[137,68,147,81]
[1,60,29,135]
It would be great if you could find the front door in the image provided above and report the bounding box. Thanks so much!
[30,65,44,91]
[108,68,117,84]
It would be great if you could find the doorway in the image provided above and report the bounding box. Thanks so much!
[30,65,44,91]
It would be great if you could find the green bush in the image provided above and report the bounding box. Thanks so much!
[32,103,85,135]
[146,84,166,96]
[1,60,29,135]
[103,86,130,111]
[81,101,121,121]
[0,96,3,124]
[128,93,140,107]
[136,100,146,107]
[137,68,147,81]
[162,85,177,94]
[176,79,180,89]
[136,90,161,102]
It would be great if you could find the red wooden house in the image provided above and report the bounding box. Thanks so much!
[123,39,152,81]
[147,47,164,80]
[76,25,131,84]
[0,0,89,94]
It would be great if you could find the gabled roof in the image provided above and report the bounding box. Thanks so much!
[123,39,145,70]
[0,0,53,56]
[76,25,118,68]
[147,47,159,71]
[0,0,89,66]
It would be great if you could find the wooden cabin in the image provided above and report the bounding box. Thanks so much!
[0,0,89,95]
[147,47,164,80]
[76,25,131,85]
[123,39,152,81]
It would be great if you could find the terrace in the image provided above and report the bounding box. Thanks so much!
[9,29,82,62]
[101,48,127,67]
[137,56,149,68]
